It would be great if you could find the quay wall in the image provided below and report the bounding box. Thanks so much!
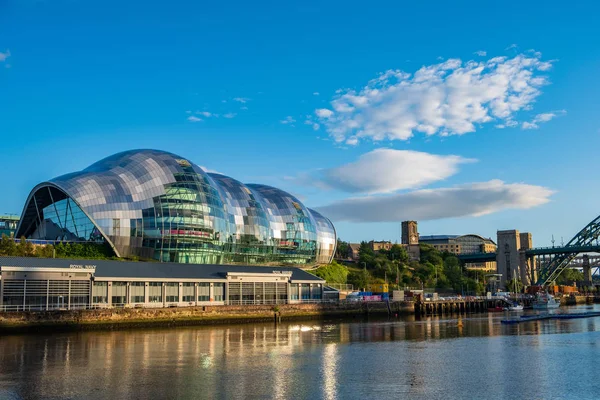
[0,301,416,333]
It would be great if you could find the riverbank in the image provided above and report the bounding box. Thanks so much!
[0,301,416,334]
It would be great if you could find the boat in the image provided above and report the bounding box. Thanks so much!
[488,306,504,312]
[532,292,560,309]
[504,302,524,311]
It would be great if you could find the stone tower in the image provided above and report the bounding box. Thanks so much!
[402,221,419,245]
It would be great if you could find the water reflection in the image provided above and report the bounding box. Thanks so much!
[1,306,600,399]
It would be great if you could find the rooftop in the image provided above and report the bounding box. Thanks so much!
[0,256,324,282]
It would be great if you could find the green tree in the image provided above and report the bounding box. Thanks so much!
[313,261,349,284]
[506,278,524,293]
[556,268,584,285]
[347,268,371,290]
[0,234,17,256]
[16,237,35,257]
[36,244,55,258]
[335,239,350,259]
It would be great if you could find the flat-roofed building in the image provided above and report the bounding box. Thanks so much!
[0,256,327,311]
[419,234,497,272]
[0,215,19,237]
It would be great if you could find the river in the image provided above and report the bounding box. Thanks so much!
[1,305,600,399]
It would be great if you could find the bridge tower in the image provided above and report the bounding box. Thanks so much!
[497,230,521,287]
[583,254,592,287]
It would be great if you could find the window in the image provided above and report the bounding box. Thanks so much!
[182,282,195,302]
[198,283,210,302]
[112,282,127,306]
[130,282,145,303]
[213,283,224,301]
[165,282,179,302]
[149,282,162,303]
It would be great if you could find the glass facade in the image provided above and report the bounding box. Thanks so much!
[17,149,336,265]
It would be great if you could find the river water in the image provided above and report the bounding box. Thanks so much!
[1,305,600,400]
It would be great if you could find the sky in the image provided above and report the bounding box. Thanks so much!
[1,0,600,246]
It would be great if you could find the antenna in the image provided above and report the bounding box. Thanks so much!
[561,237,564,247]
[551,235,555,247]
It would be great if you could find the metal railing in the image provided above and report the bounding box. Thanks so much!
[0,299,336,312]
[325,283,354,291]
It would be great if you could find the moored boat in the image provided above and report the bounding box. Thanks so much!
[532,293,560,309]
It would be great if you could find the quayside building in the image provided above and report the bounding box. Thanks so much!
[15,149,336,266]
[0,256,328,311]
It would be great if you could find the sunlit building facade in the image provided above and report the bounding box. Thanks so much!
[16,150,336,266]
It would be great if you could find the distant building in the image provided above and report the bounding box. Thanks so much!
[348,243,361,261]
[369,240,393,252]
[0,215,19,237]
[419,234,497,272]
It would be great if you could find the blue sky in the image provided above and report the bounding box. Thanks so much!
[1,0,599,246]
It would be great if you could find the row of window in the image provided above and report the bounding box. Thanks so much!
[92,282,225,304]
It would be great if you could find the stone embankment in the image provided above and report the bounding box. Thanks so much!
[0,301,415,333]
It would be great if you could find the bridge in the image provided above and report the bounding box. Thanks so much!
[457,214,600,287]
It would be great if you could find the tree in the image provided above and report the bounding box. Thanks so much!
[0,234,17,256]
[16,237,35,257]
[556,268,584,285]
[335,239,350,259]
[506,278,524,293]
[313,261,349,284]
[347,268,371,290]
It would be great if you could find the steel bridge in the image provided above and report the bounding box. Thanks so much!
[457,214,600,286]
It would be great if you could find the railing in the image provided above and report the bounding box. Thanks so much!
[325,283,354,291]
[0,299,336,312]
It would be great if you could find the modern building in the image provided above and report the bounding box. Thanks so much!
[0,256,328,311]
[15,150,336,266]
[419,234,497,271]
[0,215,19,237]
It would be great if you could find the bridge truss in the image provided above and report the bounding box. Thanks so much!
[536,214,600,286]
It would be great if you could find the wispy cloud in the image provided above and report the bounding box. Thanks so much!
[313,92,320,96]
[233,97,250,104]
[316,180,554,223]
[280,116,296,125]
[295,149,475,194]
[223,112,237,119]
[0,50,10,62]
[474,50,487,56]
[240,106,248,110]
[314,52,555,145]
[187,116,202,122]
[522,110,566,129]
[196,111,213,117]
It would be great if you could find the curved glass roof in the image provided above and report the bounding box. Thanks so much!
[17,149,336,266]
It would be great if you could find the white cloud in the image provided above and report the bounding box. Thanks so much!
[233,97,250,103]
[474,50,487,56]
[312,123,320,131]
[240,106,249,110]
[313,92,320,96]
[223,112,237,119]
[196,111,213,117]
[315,53,554,145]
[506,44,518,50]
[304,149,475,194]
[521,110,566,129]
[315,180,554,223]
[199,165,223,174]
[187,116,202,122]
[280,116,296,125]
[316,108,334,118]
[0,50,10,62]
[185,110,192,114]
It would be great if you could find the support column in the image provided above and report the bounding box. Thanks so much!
[46,279,50,310]
[144,282,149,304]
[67,279,71,310]
[209,283,214,303]
[583,255,592,288]
[107,282,113,307]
